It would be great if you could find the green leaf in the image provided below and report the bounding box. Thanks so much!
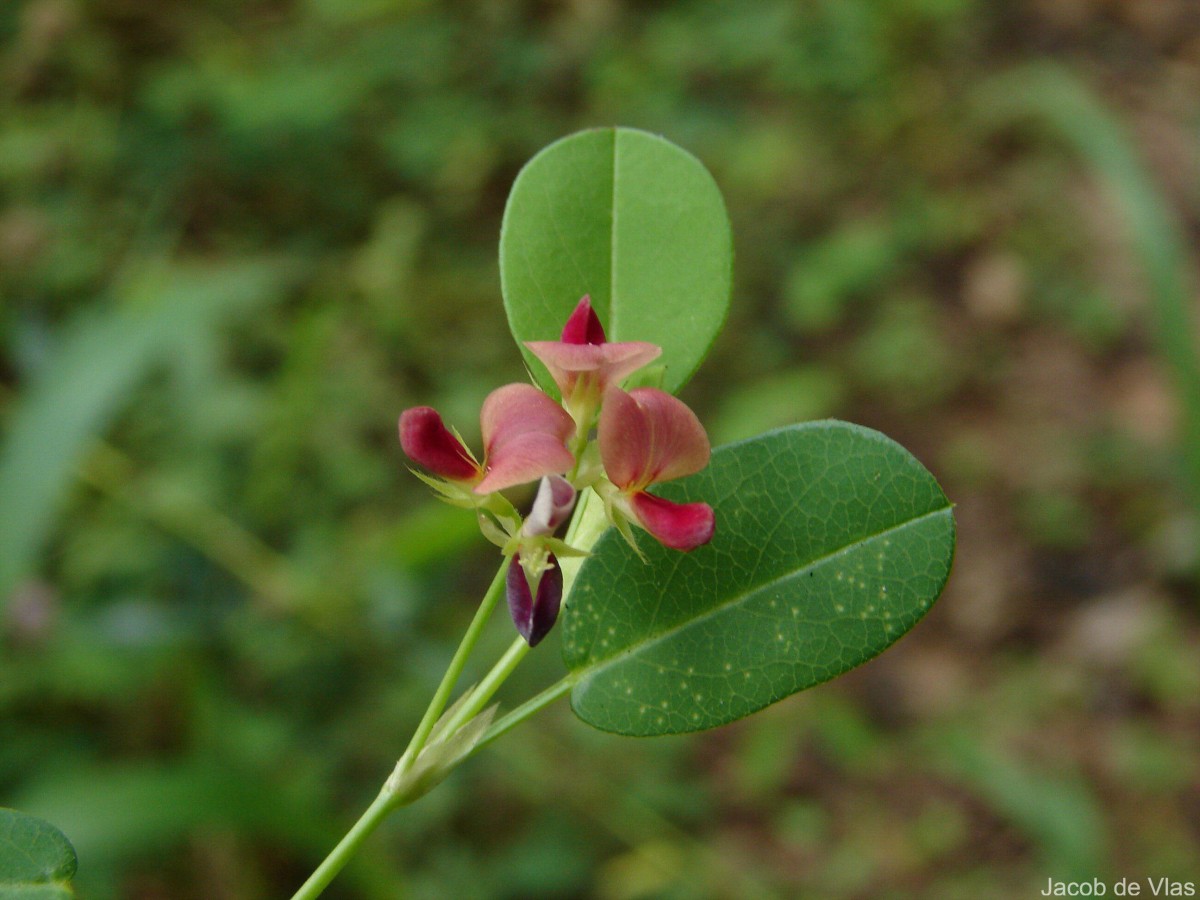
[0,808,77,899]
[500,128,732,395]
[562,421,955,736]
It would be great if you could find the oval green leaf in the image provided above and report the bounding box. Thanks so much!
[0,808,77,900]
[562,421,955,736]
[500,128,733,395]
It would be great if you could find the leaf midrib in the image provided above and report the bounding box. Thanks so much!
[608,128,620,339]
[567,503,952,687]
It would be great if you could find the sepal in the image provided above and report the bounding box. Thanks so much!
[385,690,498,804]
[477,511,513,548]
[409,468,479,509]
[543,537,590,559]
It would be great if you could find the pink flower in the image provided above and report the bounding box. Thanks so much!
[598,386,715,551]
[399,384,575,494]
[525,296,661,415]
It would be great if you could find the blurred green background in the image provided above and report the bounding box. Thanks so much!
[2,0,1198,897]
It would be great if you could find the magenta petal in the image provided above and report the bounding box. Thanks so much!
[507,553,564,647]
[398,407,480,481]
[561,295,607,345]
[475,384,574,493]
[598,387,711,491]
[630,492,715,551]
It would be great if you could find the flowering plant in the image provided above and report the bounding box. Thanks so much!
[282,128,956,898]
[276,132,950,900]
[0,127,955,900]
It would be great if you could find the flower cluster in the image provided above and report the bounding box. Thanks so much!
[399,296,714,646]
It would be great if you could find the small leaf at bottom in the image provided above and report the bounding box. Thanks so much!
[0,808,77,899]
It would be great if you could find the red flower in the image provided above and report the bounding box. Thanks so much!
[399,384,575,494]
[598,387,714,551]
[525,296,660,418]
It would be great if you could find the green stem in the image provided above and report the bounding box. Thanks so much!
[474,673,575,753]
[289,789,397,900]
[395,559,510,775]
[291,562,509,900]
[292,489,606,898]
[419,489,607,747]
[438,636,530,738]
[433,492,609,746]
[562,486,593,545]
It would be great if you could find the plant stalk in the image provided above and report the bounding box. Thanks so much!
[291,489,607,898]
[394,559,510,775]
[289,789,397,900]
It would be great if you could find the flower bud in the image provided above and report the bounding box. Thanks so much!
[506,553,563,647]
[521,475,577,537]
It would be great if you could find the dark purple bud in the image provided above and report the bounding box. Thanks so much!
[506,553,563,647]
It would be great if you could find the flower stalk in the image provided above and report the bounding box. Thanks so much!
[292,295,718,899]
